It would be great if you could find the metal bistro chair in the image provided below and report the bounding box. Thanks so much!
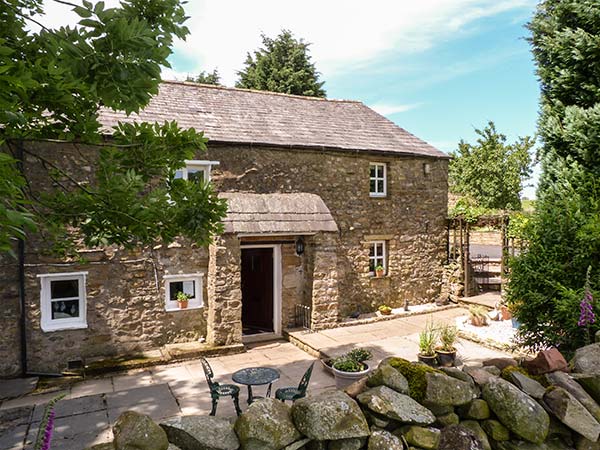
[200,357,242,416]
[275,362,315,402]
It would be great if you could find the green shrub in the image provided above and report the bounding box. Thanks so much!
[419,322,438,356]
[332,357,364,372]
[347,348,372,363]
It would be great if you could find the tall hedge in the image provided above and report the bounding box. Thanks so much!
[507,0,600,355]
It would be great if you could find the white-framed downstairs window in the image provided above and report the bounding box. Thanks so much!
[174,160,219,184]
[369,241,387,276]
[369,162,387,197]
[164,274,204,311]
[38,272,88,332]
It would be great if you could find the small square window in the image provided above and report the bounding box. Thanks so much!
[369,163,387,197]
[164,274,204,311]
[39,272,87,332]
[175,160,219,183]
[369,241,387,275]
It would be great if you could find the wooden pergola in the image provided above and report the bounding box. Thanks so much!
[447,214,511,297]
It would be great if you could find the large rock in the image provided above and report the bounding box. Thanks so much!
[234,399,301,450]
[463,367,496,387]
[401,425,441,449]
[456,399,490,420]
[439,367,476,387]
[439,425,484,450]
[328,437,365,450]
[113,411,169,450]
[576,435,600,450]
[366,363,409,394]
[291,390,370,441]
[481,420,510,441]
[573,343,600,375]
[435,412,460,427]
[546,371,600,423]
[574,374,600,404]
[522,348,568,375]
[356,386,435,425]
[460,420,491,450]
[367,430,404,450]
[160,416,239,450]
[482,377,549,443]
[424,372,478,406]
[482,358,518,371]
[543,386,600,442]
[510,371,546,400]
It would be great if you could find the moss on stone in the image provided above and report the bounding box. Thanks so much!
[387,358,442,403]
[501,365,548,387]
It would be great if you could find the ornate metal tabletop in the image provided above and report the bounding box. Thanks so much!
[232,367,280,404]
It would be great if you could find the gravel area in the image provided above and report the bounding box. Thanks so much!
[456,314,517,347]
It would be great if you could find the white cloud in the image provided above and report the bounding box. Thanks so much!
[39,0,535,87]
[369,102,422,116]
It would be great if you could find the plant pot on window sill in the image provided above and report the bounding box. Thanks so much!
[178,300,189,309]
[375,269,385,278]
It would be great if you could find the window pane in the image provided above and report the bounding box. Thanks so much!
[174,170,184,179]
[370,179,376,192]
[182,281,195,297]
[51,299,79,319]
[369,259,375,272]
[50,279,79,299]
[377,165,384,177]
[370,165,376,178]
[377,180,384,193]
[169,280,196,301]
[376,243,383,255]
[369,245,375,257]
[187,168,205,183]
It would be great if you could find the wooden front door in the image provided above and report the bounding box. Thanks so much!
[241,248,274,334]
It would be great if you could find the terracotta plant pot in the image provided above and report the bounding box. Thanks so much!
[178,300,189,309]
[418,354,438,367]
[436,350,457,367]
[375,269,385,278]
[332,364,370,389]
[500,306,512,321]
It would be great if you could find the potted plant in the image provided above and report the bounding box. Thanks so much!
[375,265,385,277]
[331,347,372,389]
[418,323,438,367]
[436,324,458,367]
[378,304,393,315]
[469,305,488,326]
[176,291,190,309]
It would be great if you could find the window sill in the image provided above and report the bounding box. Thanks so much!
[369,194,387,198]
[41,323,88,333]
[165,305,204,312]
[369,275,390,279]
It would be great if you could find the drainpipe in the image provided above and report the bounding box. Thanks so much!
[16,140,28,376]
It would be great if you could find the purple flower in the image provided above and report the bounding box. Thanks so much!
[579,267,595,327]
[40,410,55,450]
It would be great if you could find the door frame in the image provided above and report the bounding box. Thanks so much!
[240,244,282,343]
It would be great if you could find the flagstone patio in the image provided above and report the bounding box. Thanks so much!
[0,308,513,450]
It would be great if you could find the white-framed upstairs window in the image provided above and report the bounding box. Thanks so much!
[175,160,219,184]
[369,162,387,197]
[38,272,88,332]
[369,241,387,276]
[164,274,204,311]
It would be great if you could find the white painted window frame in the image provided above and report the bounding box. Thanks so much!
[239,244,282,341]
[369,241,387,276]
[175,160,219,183]
[163,273,204,312]
[369,162,387,197]
[38,272,88,332]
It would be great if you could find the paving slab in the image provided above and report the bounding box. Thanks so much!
[105,384,180,423]
[69,377,114,399]
[0,377,38,401]
[31,393,105,422]
[0,423,28,450]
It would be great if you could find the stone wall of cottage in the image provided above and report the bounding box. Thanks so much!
[207,144,448,318]
[0,141,447,375]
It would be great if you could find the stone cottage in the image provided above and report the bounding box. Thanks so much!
[0,81,449,376]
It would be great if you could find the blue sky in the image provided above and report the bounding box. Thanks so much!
[42,0,541,196]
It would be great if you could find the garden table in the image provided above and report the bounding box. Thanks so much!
[232,367,280,404]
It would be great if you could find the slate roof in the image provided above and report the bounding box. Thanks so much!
[220,193,338,234]
[98,81,447,159]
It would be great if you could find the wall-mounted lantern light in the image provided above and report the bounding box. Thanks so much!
[295,237,305,255]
